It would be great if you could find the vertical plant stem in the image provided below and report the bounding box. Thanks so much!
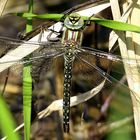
[26,0,33,32]
[129,0,140,139]
[23,0,33,140]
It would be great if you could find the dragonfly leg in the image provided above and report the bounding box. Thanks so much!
[38,26,44,43]
[47,26,62,42]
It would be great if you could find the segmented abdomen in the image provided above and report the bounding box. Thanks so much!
[63,49,74,133]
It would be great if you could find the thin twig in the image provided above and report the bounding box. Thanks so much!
[1,68,9,95]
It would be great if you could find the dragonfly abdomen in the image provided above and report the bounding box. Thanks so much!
[63,48,74,133]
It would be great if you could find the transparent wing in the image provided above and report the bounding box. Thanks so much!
[72,49,110,94]
[1,36,139,95]
[0,37,65,82]
[78,47,140,66]
[0,36,63,58]
[77,46,140,76]
[62,47,134,128]
[74,46,140,94]
[0,36,65,64]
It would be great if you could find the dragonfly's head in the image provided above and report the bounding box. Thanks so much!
[64,13,84,30]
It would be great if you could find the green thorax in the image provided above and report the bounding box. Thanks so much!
[62,13,84,46]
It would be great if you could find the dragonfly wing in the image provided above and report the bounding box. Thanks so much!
[31,43,64,84]
[78,46,140,76]
[0,39,64,81]
[0,37,62,64]
[0,37,25,58]
[75,46,140,95]
[72,51,108,94]
[0,36,62,68]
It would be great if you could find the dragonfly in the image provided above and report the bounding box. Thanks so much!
[0,12,140,133]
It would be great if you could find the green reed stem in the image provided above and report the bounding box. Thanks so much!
[23,0,33,140]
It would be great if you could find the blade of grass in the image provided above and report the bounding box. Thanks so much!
[16,13,64,21]
[23,68,32,140]
[0,95,20,140]
[83,16,140,33]
[16,12,140,33]
[23,0,33,140]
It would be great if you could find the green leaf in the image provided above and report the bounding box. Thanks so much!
[23,65,32,140]
[82,16,140,33]
[23,1,33,140]
[15,13,140,33]
[16,13,64,21]
[26,0,33,32]
[0,95,20,140]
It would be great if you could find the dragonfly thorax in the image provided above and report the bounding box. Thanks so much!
[64,13,84,30]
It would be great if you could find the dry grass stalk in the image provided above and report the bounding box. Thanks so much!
[110,0,140,139]
[0,0,8,16]
[38,80,106,118]
[128,1,140,139]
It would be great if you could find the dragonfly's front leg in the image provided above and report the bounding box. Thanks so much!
[38,25,62,43]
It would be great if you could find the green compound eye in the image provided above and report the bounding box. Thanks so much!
[64,13,84,30]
